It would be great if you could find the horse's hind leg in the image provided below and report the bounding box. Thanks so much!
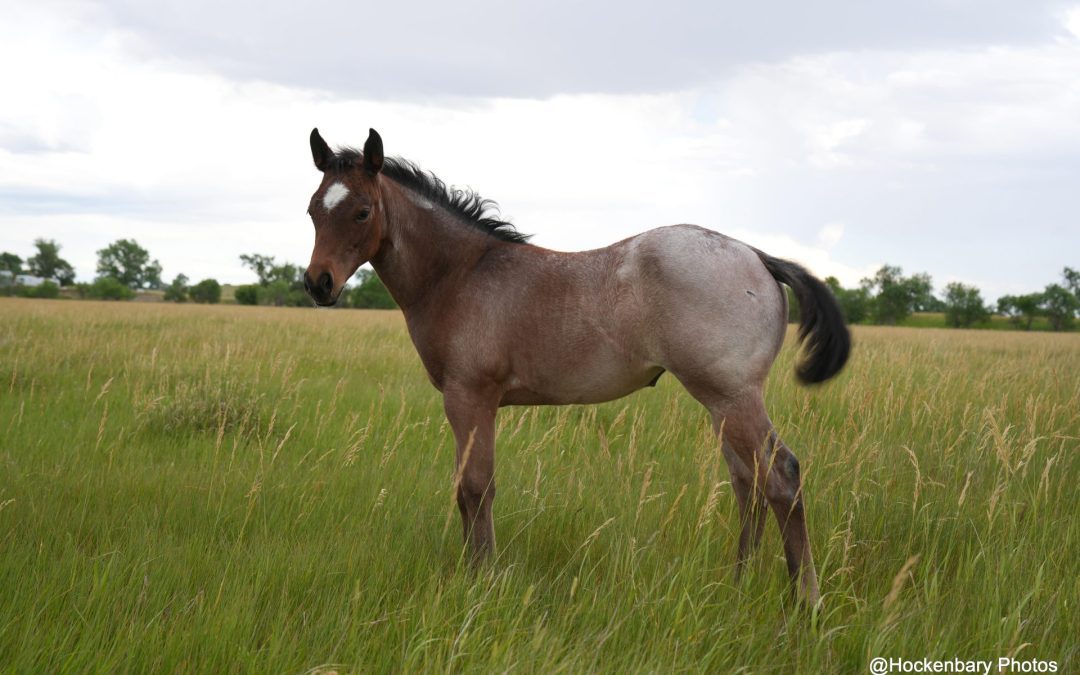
[763,432,820,606]
[717,435,768,574]
[708,392,820,605]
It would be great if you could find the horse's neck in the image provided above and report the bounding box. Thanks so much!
[370,180,493,310]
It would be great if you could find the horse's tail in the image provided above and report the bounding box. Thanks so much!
[754,249,851,384]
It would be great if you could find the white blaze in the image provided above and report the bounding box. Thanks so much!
[322,182,349,211]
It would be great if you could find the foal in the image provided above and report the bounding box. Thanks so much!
[303,128,850,605]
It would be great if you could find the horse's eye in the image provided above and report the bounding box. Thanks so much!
[356,208,371,222]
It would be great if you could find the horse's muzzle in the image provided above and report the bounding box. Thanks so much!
[304,270,337,306]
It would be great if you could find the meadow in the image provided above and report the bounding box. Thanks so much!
[0,298,1077,673]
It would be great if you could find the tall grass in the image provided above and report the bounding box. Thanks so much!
[1,298,1076,673]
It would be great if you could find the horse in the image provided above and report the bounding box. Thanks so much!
[303,128,850,605]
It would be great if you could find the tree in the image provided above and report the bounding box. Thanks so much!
[1041,284,1079,332]
[861,265,934,325]
[96,239,162,289]
[908,272,939,312]
[239,254,302,287]
[942,282,989,328]
[163,273,190,302]
[189,278,222,304]
[347,268,397,309]
[239,254,278,285]
[825,276,871,324]
[0,252,22,275]
[26,239,76,285]
[997,294,1043,330]
[1062,267,1080,301]
[240,253,308,306]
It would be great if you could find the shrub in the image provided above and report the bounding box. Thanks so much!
[234,284,259,305]
[189,278,222,304]
[256,280,307,307]
[16,281,61,299]
[86,277,135,300]
[347,269,397,309]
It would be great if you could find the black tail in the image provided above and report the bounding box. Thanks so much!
[755,250,851,384]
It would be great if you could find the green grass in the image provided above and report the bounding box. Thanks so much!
[1,298,1077,673]
[896,312,1060,331]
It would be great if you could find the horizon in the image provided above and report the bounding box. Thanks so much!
[2,1,1079,303]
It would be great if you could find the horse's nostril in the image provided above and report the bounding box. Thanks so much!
[318,272,333,295]
[303,273,313,293]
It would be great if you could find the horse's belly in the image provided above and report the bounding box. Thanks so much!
[499,363,663,406]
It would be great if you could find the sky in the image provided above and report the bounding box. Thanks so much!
[1,0,1079,300]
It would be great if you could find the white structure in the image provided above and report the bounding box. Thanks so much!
[14,274,61,287]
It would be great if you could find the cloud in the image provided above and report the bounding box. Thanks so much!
[817,222,845,250]
[85,0,1066,99]
[1,1,1079,302]
[727,227,878,288]
[1066,6,1080,39]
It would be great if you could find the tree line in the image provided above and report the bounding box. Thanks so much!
[820,265,1080,331]
[230,253,395,309]
[0,239,395,309]
[1,238,217,302]
[3,239,1076,326]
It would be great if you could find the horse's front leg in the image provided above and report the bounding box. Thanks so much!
[443,385,499,564]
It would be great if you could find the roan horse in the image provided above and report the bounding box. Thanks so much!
[303,128,850,605]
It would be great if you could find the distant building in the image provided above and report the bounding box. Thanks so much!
[14,274,61,287]
[0,270,12,286]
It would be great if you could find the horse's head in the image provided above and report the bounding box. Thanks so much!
[304,127,386,306]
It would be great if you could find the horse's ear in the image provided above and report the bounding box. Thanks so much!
[363,128,384,175]
[310,128,333,172]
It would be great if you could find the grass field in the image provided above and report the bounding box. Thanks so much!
[1,298,1077,673]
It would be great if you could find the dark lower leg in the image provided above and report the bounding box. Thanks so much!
[457,478,496,562]
[731,474,768,573]
[765,444,819,605]
[770,498,819,604]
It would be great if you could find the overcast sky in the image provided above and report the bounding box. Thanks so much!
[2,0,1079,300]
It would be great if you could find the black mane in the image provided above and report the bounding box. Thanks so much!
[327,148,531,244]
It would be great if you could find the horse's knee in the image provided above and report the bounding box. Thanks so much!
[457,472,495,507]
[765,447,804,507]
[784,454,800,481]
